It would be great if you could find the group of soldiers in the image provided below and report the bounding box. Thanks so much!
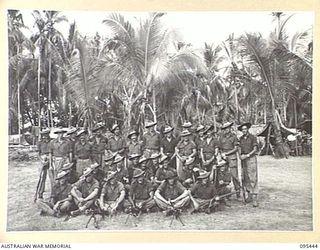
[35,120,259,220]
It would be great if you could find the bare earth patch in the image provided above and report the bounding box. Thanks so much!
[7,155,312,231]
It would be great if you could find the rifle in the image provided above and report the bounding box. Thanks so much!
[168,200,185,227]
[125,195,142,227]
[236,152,247,204]
[34,161,48,202]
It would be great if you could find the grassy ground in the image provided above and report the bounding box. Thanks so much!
[6,155,313,231]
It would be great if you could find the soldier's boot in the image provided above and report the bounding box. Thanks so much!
[245,193,253,203]
[252,194,258,207]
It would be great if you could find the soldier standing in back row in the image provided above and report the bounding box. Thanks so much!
[238,122,259,207]
[106,124,126,155]
[36,128,51,200]
[143,121,160,158]
[49,128,72,192]
[91,124,107,167]
[74,130,91,179]
[218,122,241,200]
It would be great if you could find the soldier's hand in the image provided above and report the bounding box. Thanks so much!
[221,153,226,159]
[219,180,224,185]
[53,202,60,212]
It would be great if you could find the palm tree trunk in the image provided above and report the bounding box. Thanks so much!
[264,99,267,124]
[17,47,21,144]
[152,88,157,122]
[48,56,53,128]
[233,84,240,123]
[37,54,41,139]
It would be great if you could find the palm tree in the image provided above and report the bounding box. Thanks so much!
[31,10,67,128]
[98,12,206,129]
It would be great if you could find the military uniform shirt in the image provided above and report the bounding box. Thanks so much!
[218,133,239,152]
[129,180,154,200]
[157,180,186,200]
[160,137,178,154]
[91,136,107,155]
[176,140,196,156]
[239,133,258,154]
[202,137,219,159]
[74,178,99,198]
[190,182,217,200]
[155,168,170,182]
[74,142,92,159]
[49,139,71,157]
[51,183,72,203]
[127,141,144,155]
[101,181,124,201]
[143,132,160,150]
[38,141,50,155]
[107,136,126,152]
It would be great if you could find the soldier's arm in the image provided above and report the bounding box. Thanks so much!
[172,189,189,203]
[114,190,125,208]
[70,186,82,202]
[189,148,197,158]
[128,187,136,207]
[154,189,169,204]
[84,188,99,202]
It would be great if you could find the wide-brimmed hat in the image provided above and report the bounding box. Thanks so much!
[221,122,233,130]
[92,124,105,132]
[61,162,74,171]
[81,167,95,178]
[40,128,51,135]
[163,126,174,134]
[217,159,227,167]
[90,162,100,170]
[53,128,67,134]
[76,129,87,137]
[165,170,176,180]
[133,169,145,178]
[145,121,157,128]
[184,157,195,166]
[180,130,191,137]
[238,122,252,131]
[159,154,169,164]
[128,153,141,160]
[55,170,69,180]
[196,124,205,132]
[103,171,117,182]
[105,153,116,162]
[150,153,160,159]
[112,155,124,164]
[182,121,192,128]
[197,171,210,180]
[110,124,120,132]
[127,130,139,139]
[138,156,149,164]
[203,125,216,134]
[66,127,78,136]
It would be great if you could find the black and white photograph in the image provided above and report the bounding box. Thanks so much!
[7,10,313,231]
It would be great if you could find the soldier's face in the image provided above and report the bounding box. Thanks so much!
[201,178,208,185]
[132,158,139,165]
[168,178,175,185]
[131,134,137,142]
[59,177,67,185]
[152,159,158,165]
[114,127,120,135]
[109,178,116,185]
[241,126,248,135]
[116,161,122,168]
[140,161,147,169]
[183,137,189,143]
[224,128,230,134]
[86,174,93,182]
[165,132,172,138]
[163,160,169,168]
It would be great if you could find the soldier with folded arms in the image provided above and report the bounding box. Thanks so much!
[154,170,190,216]
[128,169,156,213]
[143,121,160,158]
[98,171,127,215]
[70,167,99,216]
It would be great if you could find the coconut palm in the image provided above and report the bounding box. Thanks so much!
[98,12,206,130]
